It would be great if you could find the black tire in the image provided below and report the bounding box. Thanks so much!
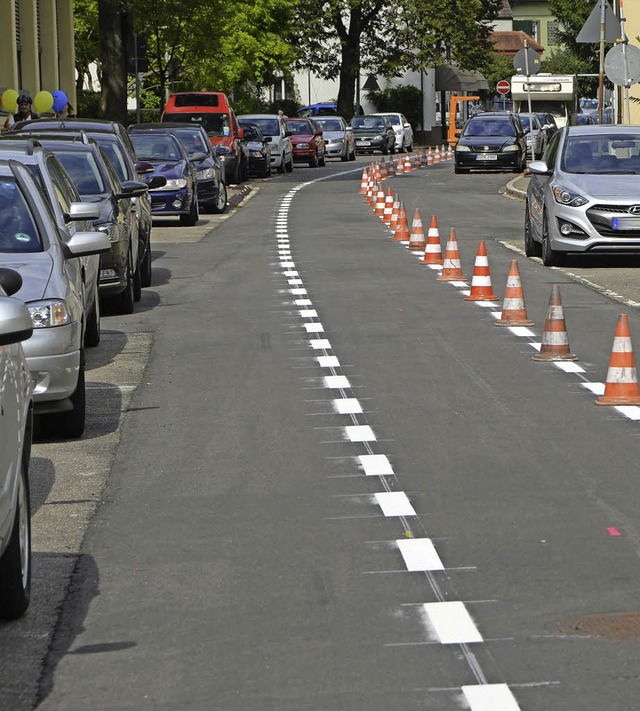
[318,152,326,167]
[382,144,389,155]
[241,158,249,182]
[349,146,356,161]
[390,143,396,155]
[524,203,542,258]
[211,182,228,214]
[84,282,101,348]
[309,152,319,168]
[261,160,271,178]
[541,212,564,267]
[180,196,199,226]
[285,155,293,173]
[277,158,286,174]
[340,149,349,162]
[407,143,413,153]
[231,159,242,185]
[0,455,31,620]
[111,250,135,315]
[46,358,86,439]
[454,165,468,174]
[140,239,152,288]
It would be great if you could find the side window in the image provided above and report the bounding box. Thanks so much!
[544,132,560,164]
[101,150,123,194]
[46,157,75,219]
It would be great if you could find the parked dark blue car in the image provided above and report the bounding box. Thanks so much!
[128,131,199,225]
[128,123,227,214]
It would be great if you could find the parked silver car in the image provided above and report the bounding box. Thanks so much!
[518,112,547,159]
[526,125,640,266]
[0,267,33,620]
[371,112,414,152]
[0,139,103,344]
[237,114,293,174]
[0,160,109,437]
[313,116,356,161]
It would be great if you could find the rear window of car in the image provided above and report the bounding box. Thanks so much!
[0,177,43,252]
[130,134,182,161]
[314,118,343,131]
[285,120,313,135]
[352,117,385,129]
[162,112,230,137]
[244,118,279,136]
[55,151,106,195]
[171,129,209,156]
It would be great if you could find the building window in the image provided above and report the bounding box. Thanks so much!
[547,22,560,46]
[513,19,538,42]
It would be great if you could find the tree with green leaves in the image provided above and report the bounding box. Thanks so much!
[292,0,502,118]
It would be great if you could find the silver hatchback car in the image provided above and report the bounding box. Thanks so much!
[0,267,34,620]
[526,125,640,266]
[313,116,356,161]
[0,160,109,438]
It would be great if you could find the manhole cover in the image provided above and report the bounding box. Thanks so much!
[557,611,640,641]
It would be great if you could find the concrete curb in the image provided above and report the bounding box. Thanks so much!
[227,184,253,208]
[502,176,527,201]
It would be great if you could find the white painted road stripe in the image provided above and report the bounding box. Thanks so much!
[375,492,415,517]
[423,601,483,644]
[310,339,331,349]
[554,361,584,373]
[397,538,444,571]
[359,454,393,476]
[299,309,318,318]
[304,323,324,333]
[462,683,521,710]
[582,382,605,395]
[345,425,376,442]
[323,375,350,389]
[317,355,340,367]
[333,398,362,414]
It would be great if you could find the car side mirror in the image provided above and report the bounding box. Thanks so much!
[0,267,23,297]
[66,202,101,222]
[528,160,552,175]
[117,179,152,198]
[135,160,154,174]
[314,129,323,136]
[264,135,272,143]
[189,152,207,162]
[284,130,293,137]
[454,132,461,138]
[237,127,245,140]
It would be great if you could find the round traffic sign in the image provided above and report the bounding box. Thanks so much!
[497,80,510,95]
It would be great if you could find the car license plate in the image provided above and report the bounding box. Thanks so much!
[357,141,370,147]
[612,217,640,230]
[476,154,497,161]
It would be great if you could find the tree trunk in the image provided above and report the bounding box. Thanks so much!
[98,0,130,123]
[336,9,361,121]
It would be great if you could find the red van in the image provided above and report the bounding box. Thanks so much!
[161,92,247,184]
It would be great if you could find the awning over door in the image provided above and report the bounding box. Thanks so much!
[435,65,489,92]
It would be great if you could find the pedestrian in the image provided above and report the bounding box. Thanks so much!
[3,94,39,131]
[277,108,287,118]
[55,101,75,120]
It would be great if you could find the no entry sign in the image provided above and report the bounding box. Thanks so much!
[496,80,510,95]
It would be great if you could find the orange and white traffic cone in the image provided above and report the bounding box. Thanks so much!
[387,158,396,177]
[393,203,410,242]
[465,241,499,301]
[373,186,386,217]
[407,209,426,251]
[404,153,412,172]
[379,160,388,180]
[533,285,577,361]
[396,155,404,174]
[434,146,441,163]
[389,195,400,233]
[446,144,453,160]
[359,168,368,194]
[413,152,421,170]
[437,228,467,281]
[382,188,394,225]
[596,314,640,405]
[427,147,434,166]
[495,260,534,326]
[421,215,444,265]
[365,178,376,207]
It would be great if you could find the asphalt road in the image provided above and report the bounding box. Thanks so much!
[3,156,640,710]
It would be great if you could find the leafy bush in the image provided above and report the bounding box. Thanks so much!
[365,85,423,127]
[76,90,103,119]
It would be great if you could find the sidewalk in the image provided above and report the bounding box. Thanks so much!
[503,173,530,200]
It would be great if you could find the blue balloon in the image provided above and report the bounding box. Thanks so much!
[52,90,68,114]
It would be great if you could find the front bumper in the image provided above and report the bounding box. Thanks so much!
[99,239,128,296]
[354,137,386,152]
[546,198,640,254]
[455,151,520,170]
[149,188,192,216]
[196,178,218,207]
[325,141,346,158]
[23,325,81,404]
[292,146,315,162]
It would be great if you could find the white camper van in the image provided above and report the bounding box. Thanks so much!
[511,74,578,128]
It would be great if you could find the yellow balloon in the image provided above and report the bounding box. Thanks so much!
[33,90,54,114]
[2,89,19,113]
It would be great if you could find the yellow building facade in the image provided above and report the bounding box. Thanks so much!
[624,1,640,124]
[0,0,76,113]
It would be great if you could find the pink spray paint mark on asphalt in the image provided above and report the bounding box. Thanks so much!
[608,527,621,537]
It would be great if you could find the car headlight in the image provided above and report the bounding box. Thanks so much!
[154,178,188,190]
[333,138,344,145]
[249,150,265,158]
[197,168,214,179]
[503,144,520,152]
[552,185,589,207]
[28,300,71,328]
[456,144,471,152]
[374,134,383,141]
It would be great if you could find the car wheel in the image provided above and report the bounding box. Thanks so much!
[211,182,228,214]
[111,250,135,315]
[349,146,357,161]
[84,281,101,348]
[140,238,153,288]
[241,158,250,182]
[262,160,271,178]
[285,155,293,173]
[45,357,86,439]
[180,195,199,226]
[231,159,242,185]
[454,164,468,174]
[309,152,319,168]
[0,454,31,620]
[382,144,389,155]
[541,212,564,267]
[340,147,349,162]
[318,152,326,167]
[390,143,396,155]
[407,142,413,153]
[524,203,542,258]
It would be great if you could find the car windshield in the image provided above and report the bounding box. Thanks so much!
[581,99,598,111]
[0,177,42,252]
[314,118,343,131]
[244,118,279,136]
[171,130,208,156]
[352,117,386,129]
[285,121,313,135]
[55,151,106,194]
[562,134,640,174]
[463,119,515,137]
[130,134,181,161]
[90,137,129,181]
[382,115,400,126]
[163,112,230,137]
[519,115,539,131]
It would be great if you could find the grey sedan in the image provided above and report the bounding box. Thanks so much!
[313,116,356,161]
[0,159,109,438]
[526,125,640,266]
